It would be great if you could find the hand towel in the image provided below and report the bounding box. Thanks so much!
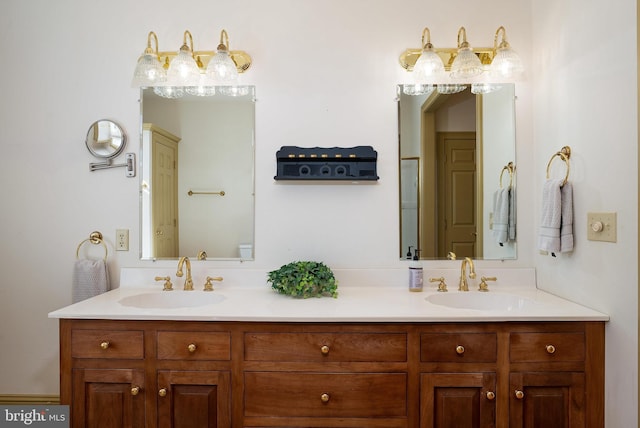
[508,186,517,241]
[538,179,563,253]
[492,187,510,245]
[559,182,574,252]
[72,258,110,303]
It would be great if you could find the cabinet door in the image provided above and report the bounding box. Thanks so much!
[157,370,230,428]
[420,372,496,428]
[71,368,145,428]
[509,372,585,428]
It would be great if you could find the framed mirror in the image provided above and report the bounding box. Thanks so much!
[398,84,516,260]
[140,87,256,260]
[86,120,126,159]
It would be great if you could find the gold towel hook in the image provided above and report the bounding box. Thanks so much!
[546,146,571,186]
[76,231,108,261]
[499,161,515,188]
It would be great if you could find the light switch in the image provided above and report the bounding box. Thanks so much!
[587,212,616,242]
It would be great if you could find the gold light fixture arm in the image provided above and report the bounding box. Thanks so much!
[494,26,508,50]
[219,29,230,50]
[421,27,432,48]
[145,31,160,58]
[457,27,470,48]
[182,30,194,53]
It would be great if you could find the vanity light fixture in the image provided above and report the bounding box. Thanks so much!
[399,26,523,94]
[132,29,252,98]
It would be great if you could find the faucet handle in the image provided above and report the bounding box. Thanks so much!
[204,276,223,291]
[478,276,497,292]
[429,277,448,292]
[155,276,173,291]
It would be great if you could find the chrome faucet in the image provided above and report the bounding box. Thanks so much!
[458,257,476,291]
[176,256,194,291]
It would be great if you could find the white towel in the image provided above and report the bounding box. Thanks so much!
[72,259,110,303]
[492,187,510,245]
[538,179,573,255]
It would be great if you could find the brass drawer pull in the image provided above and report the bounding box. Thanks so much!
[320,345,330,355]
[158,388,167,397]
[456,345,465,355]
[486,391,495,400]
[320,393,330,403]
[515,390,525,400]
[188,343,197,353]
[546,344,556,354]
[100,341,110,350]
[130,386,140,396]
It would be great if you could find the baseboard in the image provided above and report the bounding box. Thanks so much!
[0,394,60,405]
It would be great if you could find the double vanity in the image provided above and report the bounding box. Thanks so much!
[50,267,608,427]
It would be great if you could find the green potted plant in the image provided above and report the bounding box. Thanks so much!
[267,261,338,298]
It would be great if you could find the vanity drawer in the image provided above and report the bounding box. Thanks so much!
[421,332,497,362]
[71,329,144,359]
[244,372,407,418]
[510,332,585,362]
[244,332,407,362]
[157,331,231,360]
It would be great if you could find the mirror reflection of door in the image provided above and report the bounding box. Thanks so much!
[436,132,477,257]
[144,124,180,258]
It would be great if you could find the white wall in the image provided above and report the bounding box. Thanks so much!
[0,0,635,425]
[531,0,638,426]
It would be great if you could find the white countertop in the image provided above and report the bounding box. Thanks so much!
[48,268,609,322]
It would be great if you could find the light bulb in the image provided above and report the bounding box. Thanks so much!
[167,45,201,87]
[206,48,239,85]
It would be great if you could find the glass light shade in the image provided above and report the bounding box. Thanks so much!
[186,74,216,96]
[131,53,166,87]
[450,47,483,79]
[167,46,201,87]
[437,84,467,95]
[153,86,185,99]
[413,47,445,82]
[206,49,239,84]
[490,46,524,79]
[218,85,250,97]
[471,83,502,94]
[403,83,435,96]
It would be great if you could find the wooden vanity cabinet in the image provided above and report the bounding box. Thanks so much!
[59,319,604,428]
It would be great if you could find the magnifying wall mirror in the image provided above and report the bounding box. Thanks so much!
[86,120,126,159]
[398,83,516,260]
[140,87,256,260]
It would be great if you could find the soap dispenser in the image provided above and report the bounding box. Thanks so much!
[408,250,423,292]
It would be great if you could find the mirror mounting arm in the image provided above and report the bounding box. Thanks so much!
[90,153,136,177]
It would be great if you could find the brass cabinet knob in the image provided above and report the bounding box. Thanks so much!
[456,345,465,355]
[100,341,110,350]
[515,390,525,400]
[131,386,140,396]
[486,391,495,400]
[546,344,556,354]
[188,343,197,353]
[158,388,167,397]
[320,393,330,403]
[320,345,330,355]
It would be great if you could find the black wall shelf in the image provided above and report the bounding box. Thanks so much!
[274,146,379,181]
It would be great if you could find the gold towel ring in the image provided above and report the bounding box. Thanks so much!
[76,231,108,261]
[499,161,515,188]
[546,146,571,186]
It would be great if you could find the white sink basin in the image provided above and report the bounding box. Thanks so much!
[118,292,226,309]
[426,292,540,311]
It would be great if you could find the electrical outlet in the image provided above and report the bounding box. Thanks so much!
[587,212,617,243]
[116,229,129,251]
